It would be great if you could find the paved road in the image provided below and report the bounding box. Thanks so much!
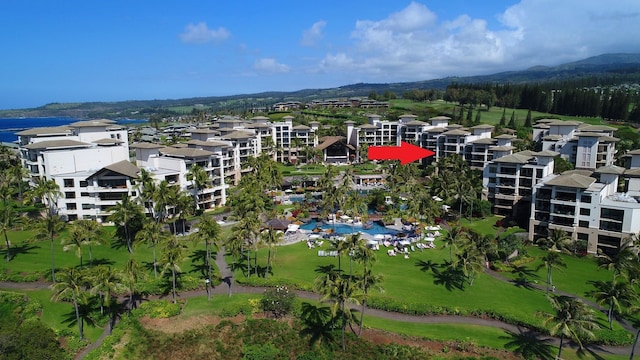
[1,247,638,359]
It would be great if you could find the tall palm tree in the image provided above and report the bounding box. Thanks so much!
[443,224,467,262]
[123,257,142,312]
[50,267,86,339]
[539,295,599,359]
[538,228,572,253]
[160,236,187,303]
[314,268,361,351]
[61,224,86,268]
[135,168,157,219]
[538,251,567,293]
[108,194,144,253]
[261,226,283,280]
[153,180,173,224]
[186,164,209,210]
[35,214,65,283]
[191,213,222,300]
[357,265,383,338]
[135,219,168,278]
[30,177,62,217]
[344,233,366,280]
[597,243,638,281]
[454,246,485,286]
[90,265,126,333]
[0,204,20,263]
[588,279,639,330]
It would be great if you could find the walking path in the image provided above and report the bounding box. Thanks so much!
[2,246,639,359]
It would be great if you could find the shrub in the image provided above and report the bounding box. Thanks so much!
[242,342,280,360]
[260,285,297,318]
[132,300,181,319]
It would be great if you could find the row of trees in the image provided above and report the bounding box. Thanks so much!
[445,82,640,122]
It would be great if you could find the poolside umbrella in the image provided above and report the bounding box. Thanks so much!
[265,218,291,231]
[313,227,323,233]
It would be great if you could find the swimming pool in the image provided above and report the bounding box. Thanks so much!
[300,220,398,236]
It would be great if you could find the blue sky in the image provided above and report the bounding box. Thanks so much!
[2,0,640,110]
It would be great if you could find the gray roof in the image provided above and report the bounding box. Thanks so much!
[579,124,616,132]
[405,120,427,126]
[542,135,564,141]
[470,124,494,129]
[221,131,254,140]
[545,173,596,189]
[186,139,230,148]
[159,147,214,158]
[15,126,72,136]
[546,120,583,126]
[442,129,470,136]
[532,150,559,157]
[69,119,115,127]
[130,142,163,149]
[493,153,532,164]
[292,125,311,130]
[490,145,516,152]
[494,134,516,139]
[470,138,496,145]
[93,138,124,145]
[190,128,218,134]
[23,139,89,150]
[429,116,451,121]
[624,168,640,177]
[594,164,626,175]
[97,160,139,179]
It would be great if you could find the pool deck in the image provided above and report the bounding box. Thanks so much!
[282,217,408,246]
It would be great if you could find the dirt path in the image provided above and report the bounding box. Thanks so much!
[2,248,639,359]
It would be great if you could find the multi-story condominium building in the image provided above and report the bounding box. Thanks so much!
[16,119,134,222]
[528,162,640,255]
[534,120,618,170]
[346,114,399,150]
[483,150,558,218]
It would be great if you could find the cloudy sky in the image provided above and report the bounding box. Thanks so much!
[1,0,639,109]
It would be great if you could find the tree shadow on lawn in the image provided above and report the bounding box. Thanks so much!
[500,327,556,360]
[0,243,38,261]
[415,259,465,291]
[61,295,99,332]
[510,265,540,291]
[88,258,115,267]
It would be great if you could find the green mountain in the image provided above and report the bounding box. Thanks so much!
[2,53,640,119]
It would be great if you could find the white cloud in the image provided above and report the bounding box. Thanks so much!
[314,0,640,82]
[301,21,327,47]
[253,58,290,74]
[179,22,230,44]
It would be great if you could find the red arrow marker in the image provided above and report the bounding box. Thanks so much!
[367,141,435,165]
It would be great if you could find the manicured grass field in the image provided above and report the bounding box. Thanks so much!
[235,237,628,338]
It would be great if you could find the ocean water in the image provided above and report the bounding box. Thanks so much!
[0,117,148,144]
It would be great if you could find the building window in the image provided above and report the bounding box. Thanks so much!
[79,181,88,187]
[67,203,77,210]
[578,220,589,228]
[63,179,74,187]
[82,204,92,210]
[65,192,76,199]
[579,208,590,216]
[81,192,90,197]
[580,195,591,203]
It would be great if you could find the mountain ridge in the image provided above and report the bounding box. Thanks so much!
[2,53,640,118]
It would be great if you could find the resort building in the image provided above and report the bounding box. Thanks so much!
[16,119,135,222]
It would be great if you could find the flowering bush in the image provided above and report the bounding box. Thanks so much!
[260,285,296,318]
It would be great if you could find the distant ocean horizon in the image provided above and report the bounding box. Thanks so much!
[0,117,148,144]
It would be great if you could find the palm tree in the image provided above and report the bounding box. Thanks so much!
[443,224,467,262]
[261,226,283,280]
[61,224,86,268]
[35,214,65,283]
[108,194,144,253]
[314,268,361,351]
[135,168,157,219]
[30,177,62,217]
[344,233,366,280]
[588,279,639,330]
[135,219,169,278]
[90,265,126,333]
[357,267,383,338]
[597,243,638,281]
[0,204,20,263]
[538,251,567,293]
[186,165,209,210]
[50,267,86,339]
[454,246,485,286]
[539,295,599,359]
[191,213,222,300]
[538,228,572,253]
[160,236,187,303]
[123,257,142,312]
